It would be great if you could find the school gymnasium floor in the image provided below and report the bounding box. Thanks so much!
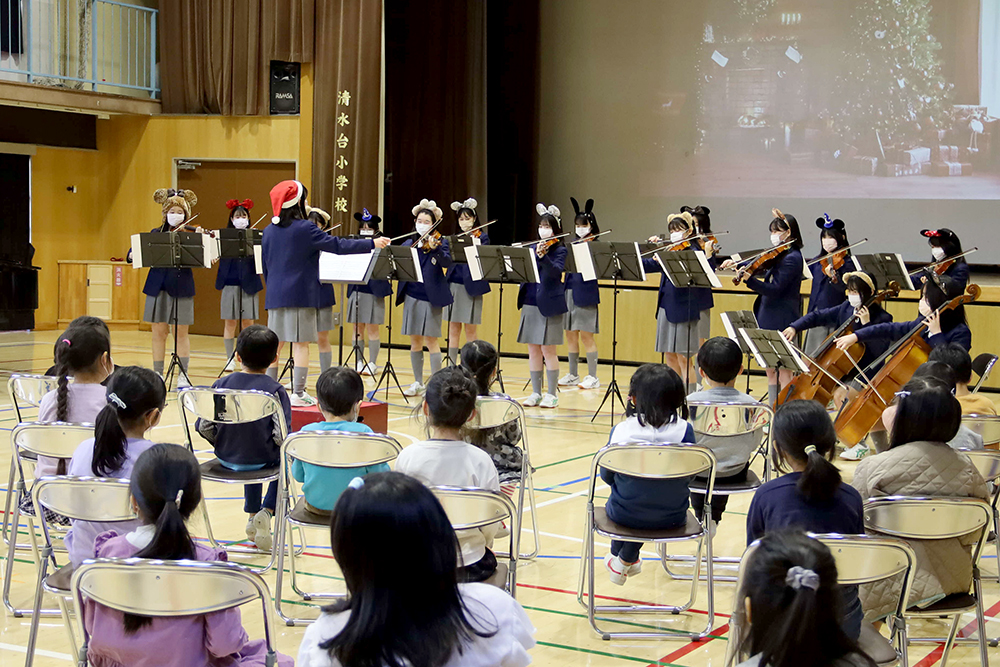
[1,329,998,667]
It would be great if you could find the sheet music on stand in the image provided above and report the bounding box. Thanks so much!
[655,248,721,289]
[580,242,647,282]
[447,234,483,265]
[376,245,424,283]
[130,232,214,269]
[852,253,916,292]
[216,228,263,273]
[319,249,378,285]
[721,311,758,353]
[738,327,810,374]
[467,245,540,284]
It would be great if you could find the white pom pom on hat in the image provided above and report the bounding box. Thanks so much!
[269,180,304,224]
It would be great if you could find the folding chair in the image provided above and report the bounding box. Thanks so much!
[664,400,772,582]
[177,386,287,572]
[5,422,94,617]
[962,414,1000,451]
[467,395,540,559]
[576,442,716,640]
[431,485,519,596]
[273,430,402,626]
[960,449,1000,582]
[4,374,60,549]
[864,496,992,667]
[723,533,915,667]
[972,353,998,394]
[71,558,281,667]
[24,476,134,667]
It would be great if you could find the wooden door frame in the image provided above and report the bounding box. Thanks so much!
[171,158,299,190]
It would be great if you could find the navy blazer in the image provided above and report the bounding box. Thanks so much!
[745,249,804,330]
[347,279,392,299]
[446,233,492,298]
[142,227,196,298]
[215,256,264,295]
[317,282,336,309]
[396,239,454,308]
[642,257,701,323]
[565,272,600,308]
[791,301,894,369]
[807,257,849,313]
[261,219,374,310]
[943,261,970,291]
[518,244,568,318]
[856,318,972,352]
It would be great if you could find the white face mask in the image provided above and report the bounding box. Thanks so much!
[918,299,933,317]
[538,226,554,239]
[232,218,249,229]
[770,232,785,247]
[166,212,185,227]
[822,238,839,253]
[459,218,475,232]
[931,247,947,261]
[848,294,863,308]
[360,229,375,237]
[575,226,591,239]
[415,222,433,237]
[670,231,686,243]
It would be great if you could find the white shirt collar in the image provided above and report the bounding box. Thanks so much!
[125,524,156,549]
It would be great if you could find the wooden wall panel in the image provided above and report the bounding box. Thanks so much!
[57,264,88,323]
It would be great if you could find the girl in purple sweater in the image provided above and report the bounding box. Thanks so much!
[84,444,292,667]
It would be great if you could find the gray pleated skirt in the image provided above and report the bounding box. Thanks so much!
[401,295,443,338]
[699,308,712,340]
[267,307,318,343]
[143,292,194,326]
[446,283,484,325]
[803,325,835,357]
[518,304,564,346]
[347,291,385,325]
[564,289,599,333]
[317,306,335,332]
[656,307,703,356]
[219,285,260,320]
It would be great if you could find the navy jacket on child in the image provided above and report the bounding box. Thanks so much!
[745,249,804,330]
[518,244,568,318]
[215,256,264,295]
[641,257,701,323]
[446,232,492,297]
[942,261,970,291]
[262,219,374,310]
[396,239,454,307]
[855,319,972,352]
[142,227,196,298]
[791,302,894,369]
[806,259,850,313]
[197,373,292,466]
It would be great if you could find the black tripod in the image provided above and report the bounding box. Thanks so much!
[592,271,626,422]
[370,279,408,403]
[277,345,295,384]
[163,294,192,390]
[343,289,370,373]
[495,281,506,393]
[217,286,246,378]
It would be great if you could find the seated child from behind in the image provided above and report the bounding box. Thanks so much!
[929,343,997,416]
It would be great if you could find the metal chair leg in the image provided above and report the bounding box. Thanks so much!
[22,544,50,667]
[938,614,962,667]
[974,570,990,667]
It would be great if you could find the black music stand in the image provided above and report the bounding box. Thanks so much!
[852,253,916,292]
[579,242,647,424]
[214,229,263,377]
[320,248,379,372]
[738,327,810,380]
[131,231,213,390]
[721,310,759,394]
[469,245,540,394]
[370,246,423,403]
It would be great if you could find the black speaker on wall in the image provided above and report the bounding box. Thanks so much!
[270,61,300,115]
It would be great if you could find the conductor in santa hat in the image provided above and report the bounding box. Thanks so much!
[261,180,390,406]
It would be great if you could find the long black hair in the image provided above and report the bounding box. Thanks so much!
[922,228,964,263]
[770,213,804,250]
[922,275,966,332]
[772,401,842,503]
[276,184,309,228]
[92,367,165,477]
[888,375,962,449]
[741,531,876,667]
[123,443,203,633]
[815,215,849,259]
[628,364,688,428]
[460,340,498,397]
[844,273,884,319]
[570,197,599,237]
[423,367,478,429]
[322,471,496,666]
[53,326,112,422]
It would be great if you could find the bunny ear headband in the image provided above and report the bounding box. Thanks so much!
[412,198,443,221]
[226,199,254,211]
[450,198,478,212]
[570,197,596,221]
[536,202,561,222]
[816,213,844,231]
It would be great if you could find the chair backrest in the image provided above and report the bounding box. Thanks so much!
[960,415,1000,450]
[7,374,61,421]
[972,353,998,393]
[863,496,992,560]
[33,476,135,523]
[11,422,95,460]
[431,486,516,531]
[687,400,772,440]
[962,449,1000,483]
[470,396,525,432]
[589,442,716,505]
[177,387,288,449]
[282,431,402,469]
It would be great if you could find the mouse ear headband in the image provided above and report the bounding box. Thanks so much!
[354,208,382,225]
[226,198,253,211]
[450,198,478,212]
[816,213,845,231]
[412,198,443,222]
[536,202,561,222]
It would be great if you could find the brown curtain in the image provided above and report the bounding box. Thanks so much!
[159,0,314,115]
[311,0,383,232]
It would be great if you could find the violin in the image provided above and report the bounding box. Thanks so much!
[833,283,981,446]
[731,241,794,285]
[458,219,498,240]
[536,236,562,257]
[419,230,443,252]
[807,239,869,284]
[776,281,900,408]
[908,248,978,280]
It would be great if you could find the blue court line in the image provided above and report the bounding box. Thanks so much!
[539,476,590,492]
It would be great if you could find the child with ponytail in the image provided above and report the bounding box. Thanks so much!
[64,366,166,566]
[745,400,864,640]
[84,444,293,667]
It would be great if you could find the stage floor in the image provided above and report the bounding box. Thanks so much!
[1,329,997,666]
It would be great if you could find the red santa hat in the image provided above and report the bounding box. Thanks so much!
[269,180,304,224]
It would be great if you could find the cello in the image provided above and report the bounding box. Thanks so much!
[833,283,981,446]
[776,281,901,407]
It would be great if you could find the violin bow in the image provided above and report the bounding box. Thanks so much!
[785,338,853,393]
[806,238,870,267]
[456,219,498,238]
[573,229,613,244]
[512,232,571,248]
[413,219,444,248]
[907,247,979,276]
[250,213,269,229]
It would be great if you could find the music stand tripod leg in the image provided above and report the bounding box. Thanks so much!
[277,345,294,384]
[368,279,409,404]
[592,274,626,422]
[164,296,191,391]
[495,281,505,394]
[218,287,245,379]
[343,292,369,372]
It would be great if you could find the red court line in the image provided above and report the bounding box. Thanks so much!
[515,582,730,618]
[651,623,730,666]
[908,596,1000,667]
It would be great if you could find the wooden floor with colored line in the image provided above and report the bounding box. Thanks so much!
[1,329,998,666]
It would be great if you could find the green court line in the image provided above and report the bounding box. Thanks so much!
[536,452,595,470]
[536,640,686,665]
[522,603,728,638]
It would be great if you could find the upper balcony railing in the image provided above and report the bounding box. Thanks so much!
[0,0,158,98]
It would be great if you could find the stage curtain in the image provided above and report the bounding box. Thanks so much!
[311,0,382,231]
[159,0,314,115]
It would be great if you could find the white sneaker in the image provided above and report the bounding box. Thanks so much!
[839,443,870,461]
[539,393,559,409]
[176,374,192,389]
[355,360,367,373]
[403,382,425,397]
[578,375,600,390]
[223,358,236,373]
[522,392,542,407]
[290,391,318,407]
[362,362,378,377]
[245,516,256,541]
[558,373,580,386]
[251,509,273,552]
[604,553,642,586]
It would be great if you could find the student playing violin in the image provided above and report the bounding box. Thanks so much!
[920,228,970,290]
[804,216,852,355]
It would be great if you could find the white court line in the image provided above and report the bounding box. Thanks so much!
[0,641,73,661]
[388,430,419,445]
